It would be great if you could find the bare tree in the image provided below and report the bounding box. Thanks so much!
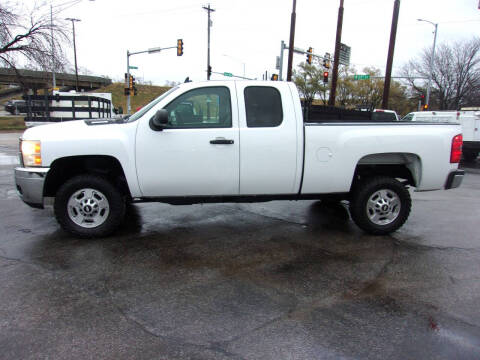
[0,2,69,76]
[401,37,480,110]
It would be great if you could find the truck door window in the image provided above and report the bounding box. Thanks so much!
[164,86,232,128]
[244,86,283,127]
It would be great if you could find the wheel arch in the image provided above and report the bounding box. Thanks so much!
[351,152,422,191]
[44,155,132,199]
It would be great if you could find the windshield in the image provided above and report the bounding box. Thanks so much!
[127,86,179,122]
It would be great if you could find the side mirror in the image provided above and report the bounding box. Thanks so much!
[149,109,169,131]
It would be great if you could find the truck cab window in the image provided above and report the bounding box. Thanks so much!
[244,86,283,127]
[164,86,232,128]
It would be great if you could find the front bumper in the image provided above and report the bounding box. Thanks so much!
[14,167,49,208]
[445,169,464,190]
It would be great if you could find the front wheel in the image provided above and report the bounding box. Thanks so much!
[350,177,411,235]
[54,175,126,238]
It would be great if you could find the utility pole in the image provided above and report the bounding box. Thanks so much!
[286,0,297,81]
[203,4,215,80]
[382,0,401,109]
[328,0,344,106]
[50,5,56,89]
[66,18,81,92]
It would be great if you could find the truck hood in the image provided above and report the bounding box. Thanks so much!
[21,118,126,141]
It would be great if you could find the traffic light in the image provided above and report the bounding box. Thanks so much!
[420,93,425,105]
[207,65,212,78]
[323,71,329,84]
[423,104,429,111]
[124,73,129,95]
[306,47,313,65]
[323,53,331,69]
[129,75,133,90]
[271,74,279,81]
[177,39,183,56]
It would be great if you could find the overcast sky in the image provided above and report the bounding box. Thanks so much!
[50,0,480,85]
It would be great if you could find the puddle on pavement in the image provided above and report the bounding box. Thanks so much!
[0,152,19,166]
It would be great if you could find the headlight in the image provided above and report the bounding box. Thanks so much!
[21,140,42,166]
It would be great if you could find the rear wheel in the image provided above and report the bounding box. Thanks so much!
[350,177,411,235]
[54,175,126,238]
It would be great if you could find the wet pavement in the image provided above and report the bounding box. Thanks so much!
[1,131,479,359]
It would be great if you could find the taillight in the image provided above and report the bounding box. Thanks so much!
[450,134,463,163]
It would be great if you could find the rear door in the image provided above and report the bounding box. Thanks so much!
[235,83,301,195]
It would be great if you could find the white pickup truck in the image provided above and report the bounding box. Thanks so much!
[15,81,464,238]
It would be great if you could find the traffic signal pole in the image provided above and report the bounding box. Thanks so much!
[125,44,176,114]
[203,4,215,80]
[279,41,285,81]
[328,0,344,106]
[126,50,131,114]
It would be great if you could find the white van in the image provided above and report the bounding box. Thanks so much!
[402,110,480,161]
[458,110,480,161]
[401,111,459,123]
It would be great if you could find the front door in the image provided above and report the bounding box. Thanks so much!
[135,85,239,197]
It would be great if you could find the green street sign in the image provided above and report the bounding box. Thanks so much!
[354,74,370,80]
[129,65,138,70]
[223,72,233,77]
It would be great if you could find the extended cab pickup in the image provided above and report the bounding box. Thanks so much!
[15,81,465,237]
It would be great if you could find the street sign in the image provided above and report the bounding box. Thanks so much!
[339,43,351,66]
[354,74,370,80]
[128,65,138,70]
[148,47,162,54]
[223,72,233,77]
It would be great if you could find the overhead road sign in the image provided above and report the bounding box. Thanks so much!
[339,43,351,66]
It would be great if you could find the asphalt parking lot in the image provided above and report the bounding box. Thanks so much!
[1,131,480,359]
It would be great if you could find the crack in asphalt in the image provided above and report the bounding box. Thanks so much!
[0,253,45,269]
[389,236,480,252]
[102,279,246,360]
[219,243,399,346]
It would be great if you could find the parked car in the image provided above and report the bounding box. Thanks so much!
[372,109,400,121]
[15,81,464,238]
[4,99,26,115]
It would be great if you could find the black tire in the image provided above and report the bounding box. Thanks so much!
[463,151,478,162]
[54,175,126,238]
[350,176,411,235]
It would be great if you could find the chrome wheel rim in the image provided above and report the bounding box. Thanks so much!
[67,188,110,228]
[366,189,401,226]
